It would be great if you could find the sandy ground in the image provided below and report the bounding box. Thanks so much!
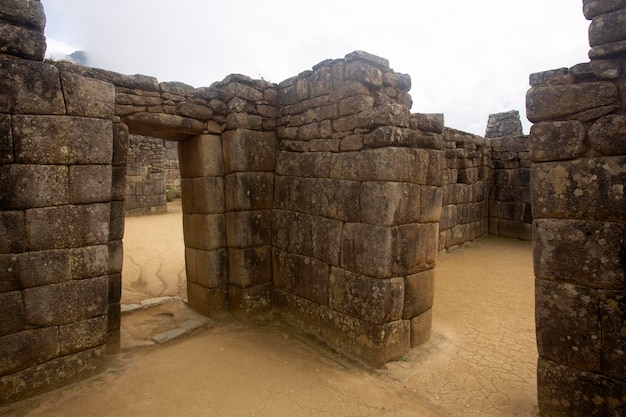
[1,201,539,416]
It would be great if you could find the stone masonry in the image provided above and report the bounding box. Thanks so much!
[526,0,626,415]
[125,134,168,216]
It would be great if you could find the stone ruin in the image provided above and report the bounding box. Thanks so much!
[0,1,624,415]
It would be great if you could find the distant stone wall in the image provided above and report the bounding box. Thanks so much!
[487,111,531,240]
[527,0,626,415]
[164,140,180,191]
[125,135,167,216]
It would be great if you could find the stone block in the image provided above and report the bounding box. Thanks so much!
[225,172,273,211]
[222,129,276,173]
[497,220,532,241]
[330,147,429,183]
[311,215,342,266]
[0,291,24,337]
[272,210,314,256]
[0,22,45,59]
[410,309,432,347]
[228,283,272,318]
[69,165,112,204]
[0,164,69,209]
[0,113,11,164]
[111,165,126,202]
[124,112,204,141]
[107,240,123,274]
[526,82,618,122]
[588,114,626,156]
[112,122,129,167]
[420,186,443,223]
[534,219,624,289]
[332,103,410,133]
[0,346,105,405]
[360,181,421,226]
[412,113,444,134]
[598,290,626,382]
[60,72,115,119]
[403,269,435,319]
[225,210,272,248]
[0,0,46,31]
[273,290,321,336]
[108,273,121,304]
[275,150,331,178]
[537,357,626,417]
[176,102,213,121]
[17,249,71,288]
[25,204,110,251]
[341,223,393,278]
[531,157,626,222]
[186,282,228,316]
[338,95,375,117]
[182,214,226,251]
[0,211,26,253]
[178,134,224,178]
[583,0,626,19]
[0,60,63,114]
[529,121,587,162]
[195,248,228,289]
[536,279,601,372]
[221,82,264,103]
[13,116,113,165]
[225,112,263,131]
[319,178,361,222]
[228,246,272,288]
[109,201,125,241]
[181,177,224,214]
[0,327,59,377]
[59,316,107,355]
[392,223,439,276]
[329,268,404,324]
[23,276,108,327]
[344,60,383,87]
[589,8,626,47]
[273,176,321,214]
[272,249,330,305]
[320,307,410,367]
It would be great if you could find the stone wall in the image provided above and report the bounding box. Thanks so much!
[487,111,532,240]
[125,135,167,216]
[164,140,180,191]
[0,0,116,402]
[526,0,626,415]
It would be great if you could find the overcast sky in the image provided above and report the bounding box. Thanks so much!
[41,0,591,135]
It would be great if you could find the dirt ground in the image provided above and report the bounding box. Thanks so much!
[1,201,538,417]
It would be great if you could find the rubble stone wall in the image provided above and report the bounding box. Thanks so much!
[125,135,167,216]
[526,0,626,415]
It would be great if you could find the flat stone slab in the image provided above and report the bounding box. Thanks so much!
[140,297,173,308]
[152,328,187,344]
[181,317,210,332]
[120,304,142,313]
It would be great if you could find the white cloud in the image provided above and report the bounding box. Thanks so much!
[40,0,591,135]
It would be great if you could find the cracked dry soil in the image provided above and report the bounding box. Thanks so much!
[1,201,538,417]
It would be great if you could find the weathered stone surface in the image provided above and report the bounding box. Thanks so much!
[160,81,195,97]
[182,214,226,251]
[0,60,64,114]
[108,273,121,304]
[589,8,626,47]
[228,283,272,318]
[221,82,264,103]
[69,165,112,204]
[228,246,272,288]
[60,72,115,119]
[529,68,572,87]
[392,223,439,276]
[58,316,107,355]
[583,0,626,19]
[272,249,329,305]
[537,357,625,417]
[0,22,46,61]
[186,282,228,316]
[403,269,435,319]
[485,111,523,138]
[16,249,70,288]
[570,60,622,80]
[0,0,46,31]
[176,102,213,121]
[222,129,276,173]
[109,201,125,241]
[410,309,432,347]
[330,148,429,183]
[332,103,410,132]
[0,164,68,209]
[178,134,223,178]
[124,112,204,141]
[526,82,618,122]
[420,186,443,222]
[341,223,393,278]
[412,113,444,134]
[0,291,23,337]
[318,178,360,222]
[360,181,420,226]
[13,116,113,164]
[589,39,626,59]
[275,151,331,178]
[0,327,59,377]
[531,157,626,221]
[112,122,129,167]
[25,204,110,250]
[23,276,108,327]
[329,268,404,324]
[311,215,343,266]
[345,50,390,70]
[0,113,11,164]
[598,290,626,382]
[534,219,625,289]
[536,279,601,372]
[588,114,626,156]
[529,121,587,162]
[107,240,123,274]
[194,248,228,289]
[181,177,224,214]
[273,290,322,336]
[224,172,273,211]
[225,210,272,248]
[0,211,26,253]
[225,112,263,131]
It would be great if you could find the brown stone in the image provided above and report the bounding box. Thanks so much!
[272,249,329,305]
[124,112,205,141]
[341,222,393,278]
[110,165,126,201]
[526,82,618,122]
[0,113,11,164]
[589,8,626,47]
[16,249,71,288]
[225,210,272,248]
[186,282,228,316]
[109,201,125,241]
[329,268,404,324]
[182,214,226,251]
[0,22,46,60]
[228,283,272,318]
[588,114,626,156]
[108,273,121,304]
[178,134,224,178]
[273,290,322,336]
[221,82,264,103]
[310,215,342,267]
[0,327,59,377]
[0,291,24,337]
[360,181,421,226]
[107,240,123,274]
[112,122,129,167]
[0,0,46,31]
[58,316,107,355]
[344,60,383,88]
[228,246,272,288]
[181,177,225,214]
[225,112,263,131]
[412,113,444,134]
[332,103,410,132]
[60,72,115,119]
[410,309,432,347]
[583,0,626,19]
[176,102,213,121]
[589,39,626,59]
[13,115,113,165]
[193,248,228,289]
[528,68,572,87]
[403,269,435,319]
[529,121,588,162]
[69,165,112,204]
[598,290,626,382]
[225,173,273,211]
[318,178,360,222]
[392,223,439,276]
[222,129,276,173]
[533,219,625,289]
[330,148,429,183]
[0,211,26,253]
[535,279,601,372]
[0,164,69,209]
[0,60,64,114]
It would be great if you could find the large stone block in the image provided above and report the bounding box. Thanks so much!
[320,307,410,367]
[228,246,272,288]
[0,327,59,377]
[225,172,273,211]
[272,249,329,305]
[529,121,587,162]
[329,268,404,324]
[332,103,410,133]
[319,178,361,222]
[537,357,625,417]
[182,214,226,251]
[420,186,443,223]
[228,283,272,318]
[0,164,69,209]
[533,219,624,289]
[58,316,107,356]
[583,0,626,19]
[0,60,64,114]
[107,240,123,274]
[186,282,228,317]
[225,210,272,248]
[360,181,421,226]
[344,60,383,87]
[60,72,115,119]
[0,210,26,253]
[23,276,108,327]
[341,223,393,278]
[109,201,125,241]
[275,150,331,178]
[0,113,11,164]
[17,249,70,288]
[181,177,224,214]
[69,165,112,204]
[588,114,626,156]
[392,223,439,276]
[222,129,276,173]
[108,273,121,304]
[124,112,204,141]
[194,248,228,289]
[0,291,23,337]
[272,210,314,256]
[526,82,618,122]
[0,22,45,61]
[111,122,129,167]
[410,309,432,347]
[273,290,322,336]
[311,215,342,266]
[536,279,601,372]
[273,176,321,214]
[330,147,429,183]
[13,116,113,165]
[403,269,435,319]
[178,134,224,178]
[531,157,626,222]
[25,204,110,250]
[0,0,46,31]
[589,8,626,47]
[598,290,626,382]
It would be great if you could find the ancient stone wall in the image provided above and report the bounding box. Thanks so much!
[125,135,167,216]
[487,111,532,240]
[0,1,116,402]
[526,0,626,415]
[164,140,180,191]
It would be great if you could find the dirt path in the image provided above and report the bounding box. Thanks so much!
[0,207,538,416]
